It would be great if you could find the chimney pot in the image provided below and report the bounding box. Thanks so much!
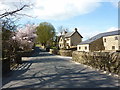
[75,28,77,31]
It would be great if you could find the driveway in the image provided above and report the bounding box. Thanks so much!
[2,47,120,89]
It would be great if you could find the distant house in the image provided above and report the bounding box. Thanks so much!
[59,28,83,49]
[77,30,120,52]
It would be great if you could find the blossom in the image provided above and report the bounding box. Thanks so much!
[12,24,37,51]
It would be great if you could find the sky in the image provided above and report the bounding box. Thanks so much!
[0,0,119,40]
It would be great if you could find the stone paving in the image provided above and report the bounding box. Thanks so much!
[2,47,120,89]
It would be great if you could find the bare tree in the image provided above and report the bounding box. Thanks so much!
[2,17,19,31]
[0,5,30,19]
[58,26,69,35]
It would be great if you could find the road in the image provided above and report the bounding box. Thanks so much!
[2,47,120,89]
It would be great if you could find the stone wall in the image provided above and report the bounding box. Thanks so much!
[49,49,58,55]
[72,51,120,76]
[90,38,105,52]
[59,50,73,57]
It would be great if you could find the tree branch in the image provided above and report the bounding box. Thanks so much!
[0,5,29,19]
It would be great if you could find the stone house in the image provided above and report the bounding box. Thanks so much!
[59,28,83,49]
[77,30,120,52]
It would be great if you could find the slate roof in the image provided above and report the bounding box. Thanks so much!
[65,31,83,38]
[65,31,74,37]
[58,29,83,41]
[79,30,120,45]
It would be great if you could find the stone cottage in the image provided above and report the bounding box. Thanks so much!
[77,30,120,52]
[59,28,83,49]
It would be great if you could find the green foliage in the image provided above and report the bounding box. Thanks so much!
[36,44,42,47]
[50,46,57,49]
[36,22,56,47]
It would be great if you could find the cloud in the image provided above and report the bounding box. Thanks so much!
[0,0,101,20]
[108,0,119,7]
[0,2,9,11]
[0,0,119,20]
[106,27,119,32]
[82,31,101,40]
[23,0,120,20]
[0,0,34,14]
[73,27,101,40]
[77,26,119,41]
[32,0,102,20]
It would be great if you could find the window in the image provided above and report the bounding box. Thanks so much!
[112,46,115,50]
[79,46,81,50]
[104,38,106,42]
[119,46,120,49]
[115,37,118,40]
[61,39,62,41]
[85,46,87,50]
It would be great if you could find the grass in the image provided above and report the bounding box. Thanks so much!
[35,44,42,47]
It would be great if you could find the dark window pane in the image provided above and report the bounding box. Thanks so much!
[115,37,118,40]
[104,38,106,42]
[112,46,115,50]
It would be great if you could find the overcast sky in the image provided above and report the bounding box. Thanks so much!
[0,0,119,40]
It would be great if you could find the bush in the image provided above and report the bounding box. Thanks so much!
[50,46,58,49]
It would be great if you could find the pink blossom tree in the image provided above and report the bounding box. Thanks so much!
[12,24,37,51]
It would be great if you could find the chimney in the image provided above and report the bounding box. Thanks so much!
[62,30,67,35]
[65,29,67,34]
[60,32,62,35]
[75,28,77,31]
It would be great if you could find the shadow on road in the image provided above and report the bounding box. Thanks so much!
[2,47,53,87]
[2,47,120,89]
[2,61,32,86]
[2,66,119,89]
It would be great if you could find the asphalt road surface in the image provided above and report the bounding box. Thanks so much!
[2,47,120,89]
